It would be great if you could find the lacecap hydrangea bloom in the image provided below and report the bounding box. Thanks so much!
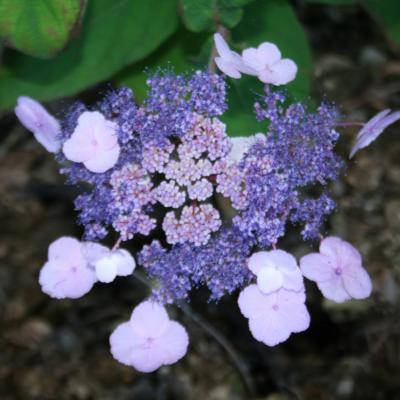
[14,32,384,373]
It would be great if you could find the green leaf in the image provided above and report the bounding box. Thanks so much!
[180,0,214,32]
[0,0,84,59]
[0,0,178,109]
[180,0,256,32]
[221,0,312,136]
[365,0,400,44]
[303,0,356,4]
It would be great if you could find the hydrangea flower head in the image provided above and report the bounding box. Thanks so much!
[350,109,400,158]
[110,300,189,373]
[14,96,61,152]
[248,250,304,294]
[241,42,298,85]
[238,285,310,346]
[300,236,373,303]
[39,237,97,299]
[63,111,120,173]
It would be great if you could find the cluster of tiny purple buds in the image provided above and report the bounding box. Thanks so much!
[13,33,387,373]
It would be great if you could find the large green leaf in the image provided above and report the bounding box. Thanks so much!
[365,0,400,44]
[221,0,312,136]
[0,0,178,109]
[0,0,84,58]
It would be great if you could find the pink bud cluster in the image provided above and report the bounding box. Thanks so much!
[140,114,240,246]
[163,204,221,246]
[110,163,156,240]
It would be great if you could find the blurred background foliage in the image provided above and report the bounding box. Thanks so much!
[0,0,399,135]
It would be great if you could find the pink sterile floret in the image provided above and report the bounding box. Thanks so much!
[300,236,372,303]
[248,249,304,295]
[213,33,254,79]
[241,42,298,85]
[63,111,120,173]
[14,96,61,153]
[94,249,136,283]
[109,300,189,373]
[238,284,310,346]
[39,237,97,299]
[349,109,400,158]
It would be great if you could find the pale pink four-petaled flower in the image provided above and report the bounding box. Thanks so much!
[241,42,298,85]
[350,109,400,158]
[14,96,61,153]
[213,34,297,85]
[300,236,372,303]
[39,237,97,299]
[63,111,120,173]
[238,285,310,346]
[39,237,136,299]
[239,249,309,346]
[110,300,189,373]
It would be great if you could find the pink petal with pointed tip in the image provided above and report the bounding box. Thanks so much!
[214,33,232,59]
[356,109,391,139]
[15,96,61,153]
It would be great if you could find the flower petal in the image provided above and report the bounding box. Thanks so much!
[257,267,283,294]
[317,276,351,303]
[242,47,264,72]
[15,96,61,153]
[248,313,291,346]
[238,284,269,319]
[342,265,372,300]
[157,321,189,365]
[83,144,120,173]
[39,259,96,299]
[214,33,232,59]
[215,57,242,79]
[257,42,281,64]
[300,253,333,282]
[248,251,271,275]
[130,300,170,337]
[95,256,118,283]
[259,59,297,85]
